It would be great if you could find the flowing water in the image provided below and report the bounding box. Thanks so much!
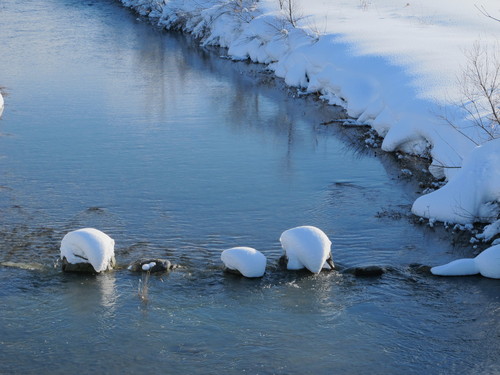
[0,0,498,373]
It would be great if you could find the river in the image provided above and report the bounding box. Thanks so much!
[0,0,498,373]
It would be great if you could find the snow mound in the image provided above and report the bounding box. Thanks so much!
[221,247,267,278]
[60,228,115,273]
[431,244,500,279]
[412,138,500,225]
[279,226,333,273]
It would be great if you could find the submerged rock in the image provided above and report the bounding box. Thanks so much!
[343,265,386,277]
[127,259,172,273]
[223,267,246,277]
[408,263,432,275]
[1,261,47,271]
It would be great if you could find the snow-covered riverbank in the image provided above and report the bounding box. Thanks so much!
[120,0,500,243]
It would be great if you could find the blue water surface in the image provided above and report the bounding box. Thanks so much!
[0,0,498,373]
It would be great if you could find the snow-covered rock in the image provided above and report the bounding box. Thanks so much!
[221,247,267,278]
[412,138,500,225]
[279,226,334,273]
[128,258,172,273]
[431,244,500,279]
[60,228,116,273]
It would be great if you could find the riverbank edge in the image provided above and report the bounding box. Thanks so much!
[117,0,498,248]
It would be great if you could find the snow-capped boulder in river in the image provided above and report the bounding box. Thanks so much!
[431,244,500,279]
[60,228,116,273]
[221,247,267,278]
[279,226,335,273]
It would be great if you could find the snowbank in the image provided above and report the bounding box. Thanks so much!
[431,244,500,279]
[477,220,500,244]
[60,228,116,273]
[221,247,267,277]
[119,0,500,231]
[412,138,500,224]
[279,226,333,273]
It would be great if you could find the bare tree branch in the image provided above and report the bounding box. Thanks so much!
[453,41,500,142]
[475,4,500,23]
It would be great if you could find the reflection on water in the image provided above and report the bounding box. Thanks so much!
[0,0,499,374]
[62,272,118,314]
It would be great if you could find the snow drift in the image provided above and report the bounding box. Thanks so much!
[412,138,500,224]
[431,244,500,279]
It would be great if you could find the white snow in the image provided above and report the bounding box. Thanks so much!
[477,219,500,242]
[0,91,4,118]
[60,228,115,273]
[431,244,500,279]
[120,0,500,234]
[221,247,267,278]
[412,138,500,224]
[142,261,157,271]
[279,226,333,273]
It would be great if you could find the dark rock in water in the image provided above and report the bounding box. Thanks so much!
[408,263,432,275]
[62,256,116,273]
[343,265,386,277]
[278,255,288,269]
[223,267,244,277]
[128,259,172,273]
